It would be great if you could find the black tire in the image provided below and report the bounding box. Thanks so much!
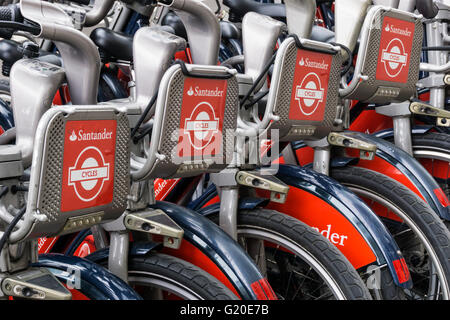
[106,253,238,300]
[331,166,450,300]
[211,209,372,300]
[411,132,450,198]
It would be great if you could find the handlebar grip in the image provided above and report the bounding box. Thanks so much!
[416,0,439,19]
[0,4,23,23]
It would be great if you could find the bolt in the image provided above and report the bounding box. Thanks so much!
[21,287,33,297]
[252,178,261,186]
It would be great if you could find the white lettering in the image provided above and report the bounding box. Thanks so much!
[76,128,113,142]
[191,86,224,97]
[312,224,348,247]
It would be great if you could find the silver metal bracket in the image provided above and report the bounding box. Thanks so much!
[417,73,445,89]
[1,268,71,300]
[124,209,184,249]
[235,171,289,203]
[328,132,378,160]
[410,101,450,127]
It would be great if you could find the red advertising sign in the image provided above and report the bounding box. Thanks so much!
[376,16,415,83]
[61,120,117,212]
[177,77,227,159]
[289,49,332,122]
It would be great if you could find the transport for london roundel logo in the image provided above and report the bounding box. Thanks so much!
[380,38,408,78]
[68,146,110,202]
[177,77,227,158]
[295,72,324,116]
[184,102,220,150]
[61,120,117,212]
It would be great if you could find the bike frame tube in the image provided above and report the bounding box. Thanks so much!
[392,115,413,156]
[218,187,239,241]
[108,231,129,282]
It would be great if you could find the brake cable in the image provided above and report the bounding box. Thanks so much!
[240,53,277,109]
[0,206,26,255]
[0,21,40,35]
[130,93,158,139]
[330,42,353,77]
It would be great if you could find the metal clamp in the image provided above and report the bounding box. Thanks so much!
[328,132,377,160]
[124,209,184,249]
[236,171,289,203]
[1,268,71,300]
[410,101,450,127]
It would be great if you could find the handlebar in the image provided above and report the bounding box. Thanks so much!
[0,3,41,38]
[0,4,23,23]
[416,0,439,19]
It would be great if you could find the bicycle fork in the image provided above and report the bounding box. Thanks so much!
[103,180,184,282]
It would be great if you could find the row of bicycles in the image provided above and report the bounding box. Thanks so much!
[0,0,447,300]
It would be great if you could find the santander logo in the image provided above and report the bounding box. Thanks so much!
[311,224,348,246]
[384,23,412,37]
[69,129,113,142]
[299,57,329,70]
[186,86,224,98]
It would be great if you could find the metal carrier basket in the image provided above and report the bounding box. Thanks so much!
[340,5,423,103]
[265,36,343,141]
[137,63,239,180]
[16,106,130,241]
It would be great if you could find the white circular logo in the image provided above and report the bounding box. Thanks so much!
[184,102,219,150]
[381,38,408,78]
[294,72,324,116]
[68,146,110,202]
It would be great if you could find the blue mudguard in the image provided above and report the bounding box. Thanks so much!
[83,203,271,300]
[192,165,412,289]
[35,254,142,300]
[85,241,162,263]
[357,131,450,220]
[149,201,272,300]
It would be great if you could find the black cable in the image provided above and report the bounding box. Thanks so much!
[0,187,8,199]
[133,125,153,144]
[330,42,353,76]
[130,93,158,138]
[240,53,276,109]
[0,206,26,256]
[58,87,66,105]
[0,21,40,35]
[214,0,221,14]
[245,90,269,109]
